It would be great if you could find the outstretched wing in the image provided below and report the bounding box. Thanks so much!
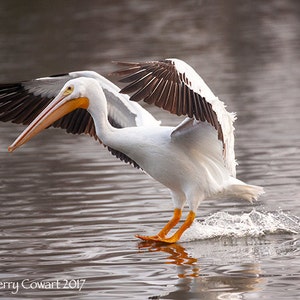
[112,58,237,176]
[0,71,160,129]
[0,73,97,137]
[112,59,224,141]
[0,71,160,168]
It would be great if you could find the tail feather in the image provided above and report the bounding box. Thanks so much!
[224,184,265,203]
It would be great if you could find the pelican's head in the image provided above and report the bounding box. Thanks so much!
[8,78,95,152]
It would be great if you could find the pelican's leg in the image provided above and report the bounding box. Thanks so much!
[136,210,195,244]
[157,211,195,244]
[136,208,182,241]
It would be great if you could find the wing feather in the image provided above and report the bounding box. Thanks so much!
[0,72,155,169]
[111,59,237,176]
[112,59,224,144]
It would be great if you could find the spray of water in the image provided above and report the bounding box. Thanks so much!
[181,209,300,242]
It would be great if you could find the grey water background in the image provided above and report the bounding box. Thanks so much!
[0,0,299,299]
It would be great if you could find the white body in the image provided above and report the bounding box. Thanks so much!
[85,78,264,213]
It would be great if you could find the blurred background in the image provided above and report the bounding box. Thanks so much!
[1,0,299,207]
[0,1,299,299]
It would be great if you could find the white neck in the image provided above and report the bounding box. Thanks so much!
[86,83,117,145]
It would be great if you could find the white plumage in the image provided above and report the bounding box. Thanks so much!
[3,59,264,243]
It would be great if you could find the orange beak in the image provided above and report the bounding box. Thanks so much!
[8,95,89,152]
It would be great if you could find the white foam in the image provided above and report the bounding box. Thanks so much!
[181,209,300,242]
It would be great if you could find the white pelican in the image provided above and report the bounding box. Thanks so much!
[1,59,264,243]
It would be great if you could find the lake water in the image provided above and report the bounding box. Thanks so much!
[0,1,299,299]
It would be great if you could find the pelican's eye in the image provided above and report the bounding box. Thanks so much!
[63,85,74,95]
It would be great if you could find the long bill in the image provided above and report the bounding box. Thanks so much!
[8,96,89,152]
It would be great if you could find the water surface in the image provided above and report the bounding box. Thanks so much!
[0,1,299,299]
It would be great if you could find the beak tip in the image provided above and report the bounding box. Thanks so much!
[8,145,15,153]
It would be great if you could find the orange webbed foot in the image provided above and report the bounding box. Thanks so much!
[135,234,179,244]
[135,210,195,244]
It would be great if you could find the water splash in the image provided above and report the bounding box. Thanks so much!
[181,209,300,242]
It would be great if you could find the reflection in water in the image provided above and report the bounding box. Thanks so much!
[140,240,266,299]
[139,242,198,276]
[141,235,299,299]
